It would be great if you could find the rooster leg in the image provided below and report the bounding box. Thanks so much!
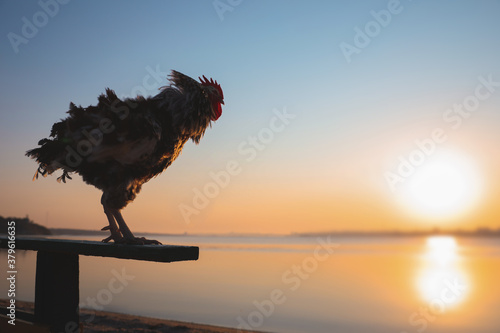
[102,206,123,243]
[111,209,162,245]
[101,195,123,243]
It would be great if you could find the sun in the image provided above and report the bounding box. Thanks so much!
[399,148,483,220]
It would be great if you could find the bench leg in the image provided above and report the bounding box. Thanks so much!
[35,251,80,333]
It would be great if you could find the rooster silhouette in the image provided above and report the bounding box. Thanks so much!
[26,70,224,244]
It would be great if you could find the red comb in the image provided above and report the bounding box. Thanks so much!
[199,75,224,100]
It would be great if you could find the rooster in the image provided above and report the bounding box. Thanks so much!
[26,70,224,244]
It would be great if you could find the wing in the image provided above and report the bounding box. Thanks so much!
[34,89,164,173]
[87,137,159,165]
[73,90,164,166]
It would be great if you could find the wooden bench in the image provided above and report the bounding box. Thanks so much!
[0,236,199,333]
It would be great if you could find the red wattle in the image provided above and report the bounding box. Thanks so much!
[212,102,222,120]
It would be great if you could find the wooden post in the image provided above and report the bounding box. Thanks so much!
[35,251,80,333]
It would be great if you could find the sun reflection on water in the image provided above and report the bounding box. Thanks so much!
[417,236,469,309]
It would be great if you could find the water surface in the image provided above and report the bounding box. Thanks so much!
[1,235,499,332]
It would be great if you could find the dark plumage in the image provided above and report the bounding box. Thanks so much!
[26,70,224,244]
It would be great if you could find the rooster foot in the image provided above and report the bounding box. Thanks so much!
[116,236,162,245]
[101,225,123,243]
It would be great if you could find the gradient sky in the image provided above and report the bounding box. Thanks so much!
[1,0,500,235]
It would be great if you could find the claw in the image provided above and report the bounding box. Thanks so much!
[101,225,122,243]
[139,237,162,245]
[102,235,113,243]
[116,237,162,245]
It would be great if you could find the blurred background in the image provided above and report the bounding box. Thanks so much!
[1,0,500,235]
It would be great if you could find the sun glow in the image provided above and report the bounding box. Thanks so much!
[400,148,483,220]
[426,236,458,264]
[417,236,469,308]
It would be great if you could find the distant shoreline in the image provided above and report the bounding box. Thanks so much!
[48,227,500,238]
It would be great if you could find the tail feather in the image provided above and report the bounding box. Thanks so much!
[26,88,124,182]
[26,140,68,181]
[56,170,72,183]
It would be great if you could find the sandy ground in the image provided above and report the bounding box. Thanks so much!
[0,299,263,333]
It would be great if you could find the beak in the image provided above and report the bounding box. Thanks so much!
[221,101,225,105]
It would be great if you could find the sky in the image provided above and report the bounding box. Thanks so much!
[1,0,500,235]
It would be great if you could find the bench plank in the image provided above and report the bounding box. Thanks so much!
[0,237,199,262]
[0,236,199,332]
